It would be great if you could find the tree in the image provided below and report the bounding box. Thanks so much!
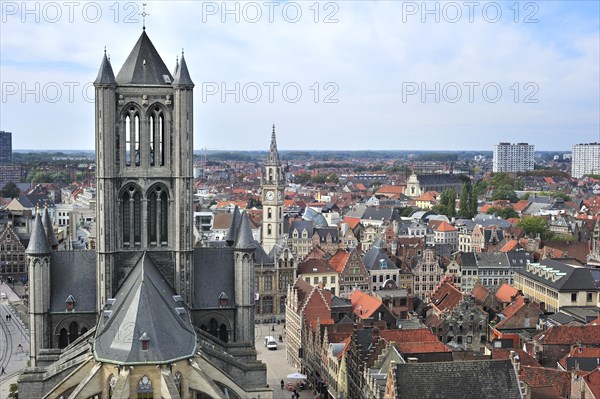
[8,383,18,399]
[519,216,549,239]
[1,182,20,198]
[491,186,518,202]
[486,206,518,220]
[433,188,456,217]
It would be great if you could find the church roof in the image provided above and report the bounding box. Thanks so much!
[172,53,194,86]
[25,211,51,255]
[234,212,254,249]
[93,51,116,85]
[193,247,235,309]
[94,252,197,365]
[115,30,174,86]
[50,251,97,313]
[225,206,241,245]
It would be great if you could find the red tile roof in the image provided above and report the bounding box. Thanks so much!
[435,221,457,232]
[329,250,350,273]
[343,216,361,230]
[380,328,441,344]
[535,325,600,345]
[500,239,519,252]
[472,284,490,305]
[495,283,520,304]
[491,349,541,368]
[513,200,531,213]
[349,290,382,319]
[520,366,571,398]
[430,280,463,313]
[378,185,405,195]
[582,368,600,398]
[416,191,439,202]
[480,203,492,213]
[393,341,451,354]
[495,296,525,329]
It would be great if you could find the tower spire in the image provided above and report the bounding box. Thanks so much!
[140,3,149,30]
[268,124,280,165]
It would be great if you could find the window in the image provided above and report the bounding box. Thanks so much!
[467,336,472,344]
[571,293,577,302]
[331,276,335,284]
[587,292,593,302]
[323,276,328,285]
[305,278,310,283]
[263,296,273,313]
[313,277,319,285]
[264,276,273,291]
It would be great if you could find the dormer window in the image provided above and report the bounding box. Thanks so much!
[65,295,75,311]
[139,332,150,350]
[218,292,229,307]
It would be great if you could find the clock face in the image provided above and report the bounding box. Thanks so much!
[266,190,274,201]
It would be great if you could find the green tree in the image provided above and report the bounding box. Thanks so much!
[486,206,518,220]
[469,186,479,218]
[519,216,549,239]
[8,383,18,399]
[433,188,456,217]
[458,183,472,218]
[1,182,21,198]
[491,186,518,202]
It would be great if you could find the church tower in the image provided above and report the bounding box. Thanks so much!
[262,125,285,254]
[93,30,195,309]
[26,210,51,366]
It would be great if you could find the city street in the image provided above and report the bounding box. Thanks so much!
[0,282,30,398]
[255,323,316,399]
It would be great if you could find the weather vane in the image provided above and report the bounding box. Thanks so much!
[140,3,149,30]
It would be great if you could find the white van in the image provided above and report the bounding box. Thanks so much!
[1,292,7,300]
[264,336,277,350]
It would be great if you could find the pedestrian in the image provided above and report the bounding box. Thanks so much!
[281,379,285,390]
[1,366,5,375]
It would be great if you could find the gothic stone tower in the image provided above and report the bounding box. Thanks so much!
[262,126,285,254]
[94,30,195,308]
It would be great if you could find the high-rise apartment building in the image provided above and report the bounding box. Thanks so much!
[493,142,534,173]
[571,143,600,178]
[0,131,12,164]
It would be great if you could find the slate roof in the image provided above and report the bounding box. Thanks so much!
[362,207,398,222]
[475,252,509,267]
[172,53,194,86]
[458,252,478,267]
[115,31,174,85]
[416,173,463,185]
[290,220,313,236]
[234,212,254,249]
[193,247,235,309]
[362,244,397,271]
[314,227,339,243]
[42,207,58,247]
[94,51,116,85]
[518,259,597,291]
[50,251,96,312]
[26,212,50,255]
[393,359,522,399]
[94,253,197,365]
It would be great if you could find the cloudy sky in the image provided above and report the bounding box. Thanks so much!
[1,1,598,151]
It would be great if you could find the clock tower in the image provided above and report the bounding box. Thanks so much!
[262,125,285,254]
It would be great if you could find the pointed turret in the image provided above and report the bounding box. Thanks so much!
[173,55,179,76]
[234,213,255,250]
[115,30,173,85]
[94,49,117,86]
[225,206,241,246]
[26,211,51,255]
[172,52,194,87]
[42,207,58,249]
[268,124,280,165]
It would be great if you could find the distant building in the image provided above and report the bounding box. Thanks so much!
[493,142,534,173]
[0,164,22,187]
[571,143,600,178]
[0,131,12,164]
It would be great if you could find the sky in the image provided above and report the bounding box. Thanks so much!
[1,0,599,152]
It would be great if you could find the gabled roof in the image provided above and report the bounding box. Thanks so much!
[298,258,334,275]
[362,243,397,271]
[582,368,600,398]
[520,366,571,398]
[495,283,520,304]
[393,360,522,399]
[519,259,596,291]
[434,221,457,232]
[535,325,600,345]
[94,253,196,365]
[430,281,462,313]
[558,347,600,371]
[349,290,383,319]
[115,30,174,85]
[491,348,541,368]
[329,250,350,273]
[471,284,490,305]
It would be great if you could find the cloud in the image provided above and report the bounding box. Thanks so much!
[1,0,598,151]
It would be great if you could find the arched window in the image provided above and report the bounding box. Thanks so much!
[149,108,166,167]
[267,224,272,235]
[219,324,228,343]
[121,186,142,247]
[125,114,131,166]
[59,328,68,348]
[149,115,155,166]
[147,186,168,245]
[69,321,79,344]
[124,108,141,167]
[268,208,272,219]
[137,375,153,399]
[208,318,218,338]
